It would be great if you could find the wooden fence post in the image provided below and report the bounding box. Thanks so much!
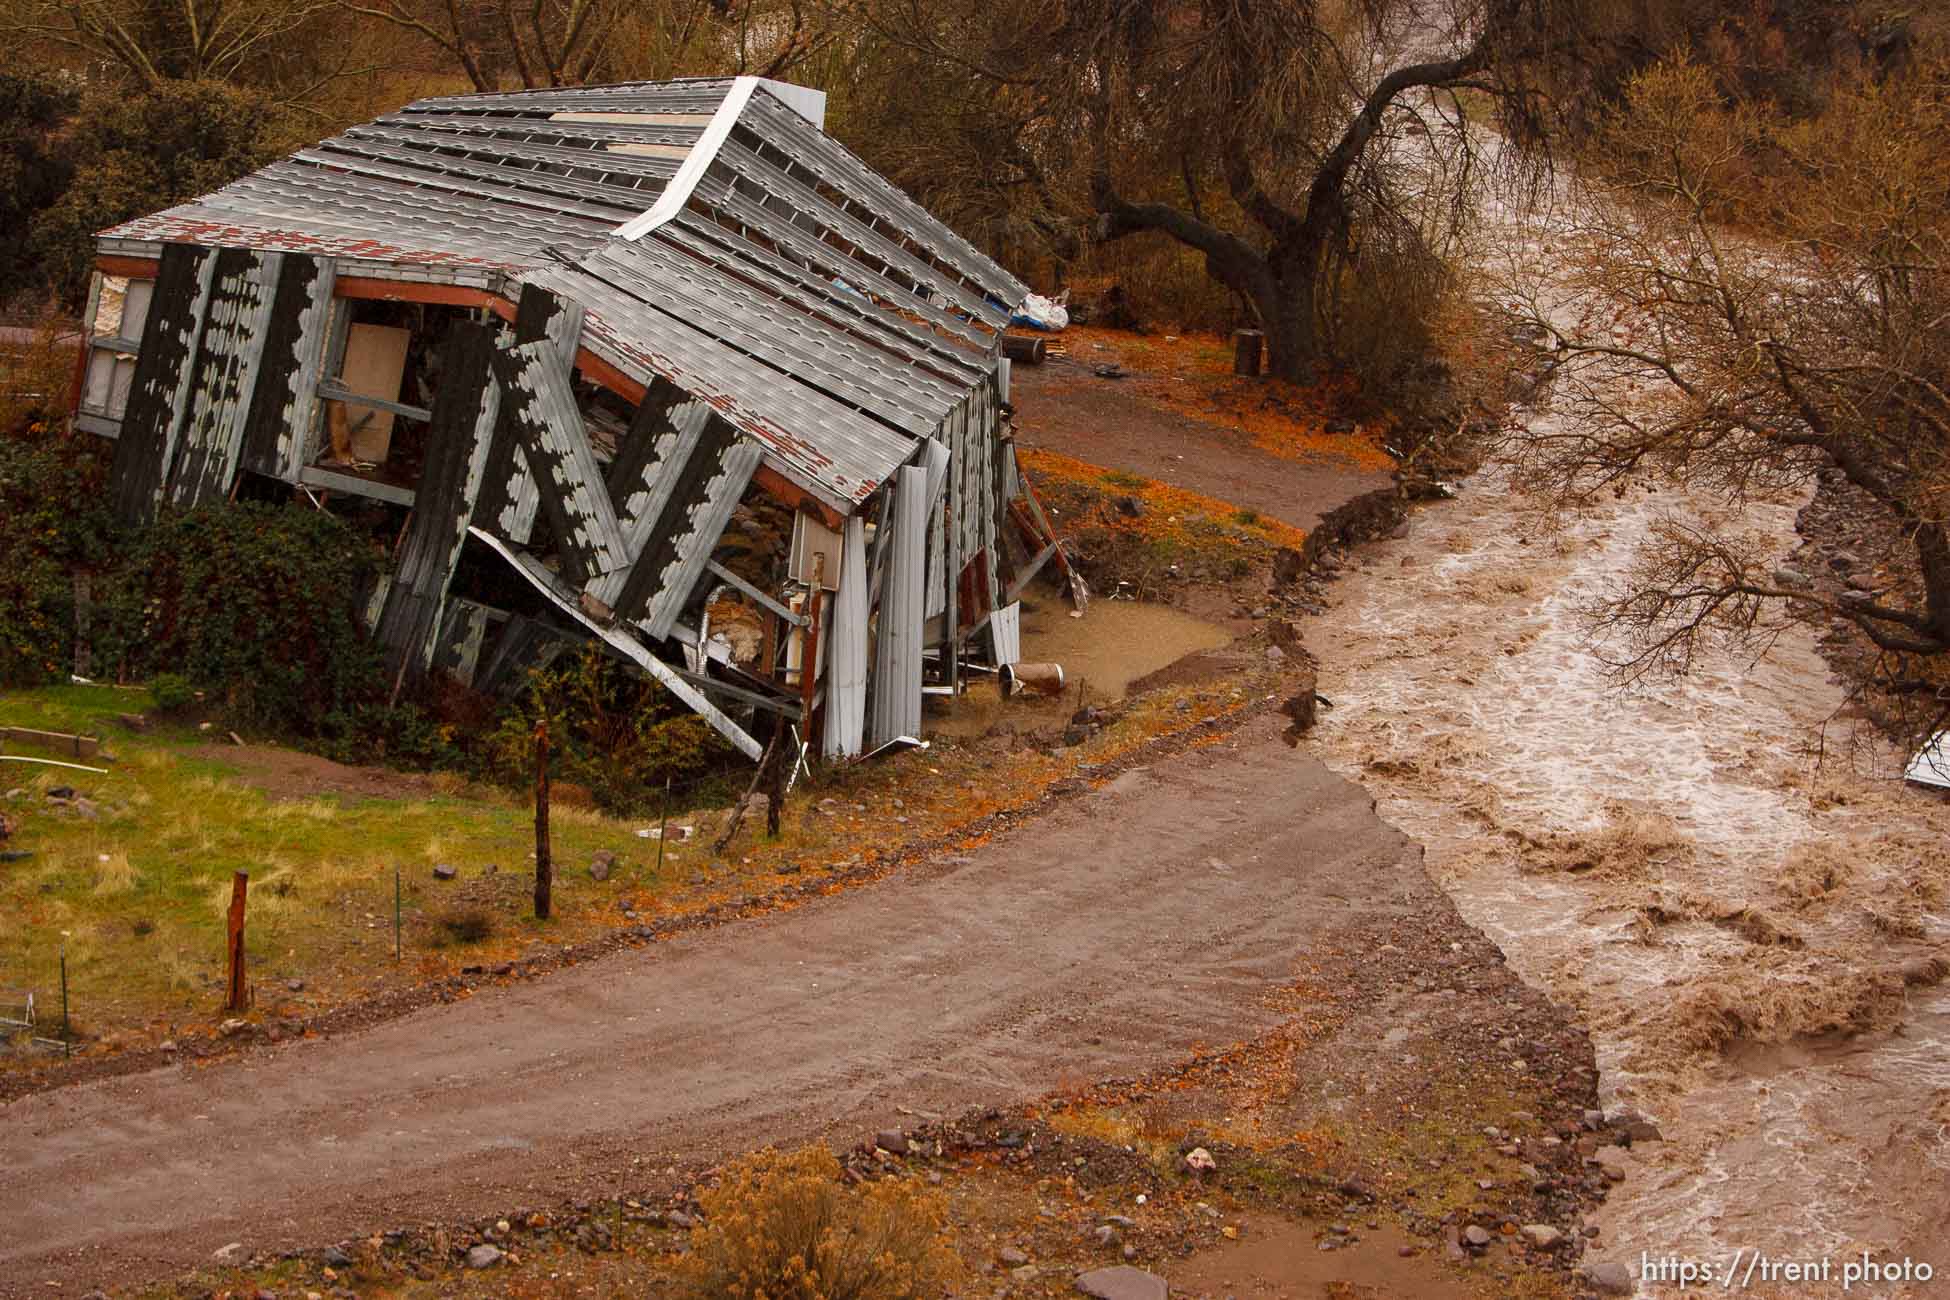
[224,871,249,1012]
[533,719,552,920]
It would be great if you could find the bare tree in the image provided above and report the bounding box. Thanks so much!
[335,0,839,92]
[10,0,338,89]
[861,0,1587,381]
[1502,51,1950,721]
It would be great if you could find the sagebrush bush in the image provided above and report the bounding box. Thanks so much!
[673,1145,960,1300]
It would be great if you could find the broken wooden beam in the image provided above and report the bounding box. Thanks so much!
[0,728,102,761]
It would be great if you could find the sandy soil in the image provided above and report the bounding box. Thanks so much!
[1011,353,1390,533]
[2,720,1453,1297]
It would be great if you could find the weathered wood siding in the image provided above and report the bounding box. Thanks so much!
[170,248,284,508]
[473,284,583,543]
[374,320,501,689]
[107,244,217,525]
[495,339,627,587]
[240,254,336,480]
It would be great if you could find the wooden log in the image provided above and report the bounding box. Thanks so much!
[1232,329,1264,377]
[1001,334,1048,365]
[0,728,101,760]
[224,871,249,1012]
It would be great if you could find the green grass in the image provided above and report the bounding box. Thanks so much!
[0,684,656,1045]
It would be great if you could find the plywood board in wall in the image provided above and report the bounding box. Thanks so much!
[338,323,410,463]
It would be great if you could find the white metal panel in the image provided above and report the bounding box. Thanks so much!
[823,515,868,759]
[614,77,758,241]
[870,465,928,748]
[1906,732,1950,789]
[989,601,1021,666]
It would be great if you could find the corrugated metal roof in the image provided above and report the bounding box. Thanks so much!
[94,77,1030,512]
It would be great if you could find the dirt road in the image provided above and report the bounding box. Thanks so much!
[1,721,1428,1297]
[1011,357,1390,532]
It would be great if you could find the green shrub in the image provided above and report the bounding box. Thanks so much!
[672,1144,960,1300]
[29,81,299,307]
[484,644,735,815]
[94,502,388,738]
[0,417,115,686]
[147,672,195,714]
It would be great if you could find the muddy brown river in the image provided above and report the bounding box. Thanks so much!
[1300,461,1950,1296]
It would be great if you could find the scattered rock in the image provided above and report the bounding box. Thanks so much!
[1075,1265,1168,1300]
[999,1246,1029,1267]
[589,850,616,882]
[666,1210,698,1230]
[159,1039,177,1053]
[321,1245,352,1267]
[1521,1224,1564,1249]
[1593,1146,1630,1182]
[1772,567,1811,587]
[1182,1146,1216,1174]
[874,1128,909,1155]
[286,979,305,993]
[465,1244,503,1269]
[213,1242,244,1262]
[219,1018,249,1037]
[1619,1118,1664,1144]
[1462,1225,1493,1249]
[46,785,76,801]
[432,864,458,881]
[1582,1260,1634,1294]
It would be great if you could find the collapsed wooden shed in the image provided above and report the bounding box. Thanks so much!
[70,76,1083,762]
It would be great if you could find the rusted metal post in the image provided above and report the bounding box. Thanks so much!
[1232,329,1264,377]
[59,932,70,1055]
[224,871,249,1012]
[533,719,552,921]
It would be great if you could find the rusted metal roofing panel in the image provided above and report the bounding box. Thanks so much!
[707,139,1005,333]
[520,262,917,509]
[169,247,282,507]
[736,89,1028,316]
[402,79,738,117]
[300,139,647,221]
[107,244,216,526]
[680,170,992,354]
[585,238,960,435]
[658,214,989,387]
